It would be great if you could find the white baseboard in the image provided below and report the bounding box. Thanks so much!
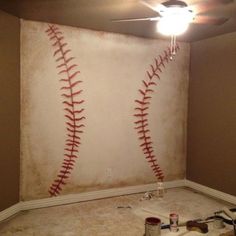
[0,203,22,222]
[21,179,185,211]
[185,180,236,205]
[0,180,184,222]
[1,179,235,223]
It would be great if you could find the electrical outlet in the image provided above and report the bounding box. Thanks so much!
[106,168,112,178]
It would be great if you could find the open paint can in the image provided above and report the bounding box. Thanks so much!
[145,217,161,236]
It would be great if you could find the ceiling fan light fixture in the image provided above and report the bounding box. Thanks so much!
[157,7,194,36]
[157,16,189,35]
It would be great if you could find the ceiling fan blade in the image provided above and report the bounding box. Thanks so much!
[192,15,229,25]
[111,16,160,22]
[190,0,234,14]
[140,0,163,14]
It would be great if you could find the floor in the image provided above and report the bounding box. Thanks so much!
[0,187,234,236]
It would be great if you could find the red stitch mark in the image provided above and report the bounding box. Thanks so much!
[134,46,179,181]
[45,24,85,197]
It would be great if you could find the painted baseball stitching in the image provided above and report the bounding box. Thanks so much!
[45,24,85,196]
[134,45,180,181]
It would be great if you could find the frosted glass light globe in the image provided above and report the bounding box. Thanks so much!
[157,15,189,36]
[157,7,194,36]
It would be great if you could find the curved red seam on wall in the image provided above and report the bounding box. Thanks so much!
[45,24,85,196]
[134,46,180,181]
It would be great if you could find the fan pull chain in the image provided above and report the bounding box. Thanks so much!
[170,34,177,60]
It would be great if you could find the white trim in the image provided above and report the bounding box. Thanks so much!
[1,179,235,223]
[21,179,185,211]
[0,203,22,222]
[0,180,184,221]
[185,179,236,205]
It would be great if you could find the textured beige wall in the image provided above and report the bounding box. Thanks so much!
[21,20,189,200]
[187,32,236,196]
[0,10,20,211]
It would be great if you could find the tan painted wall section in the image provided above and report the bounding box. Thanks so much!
[0,10,20,211]
[187,32,236,196]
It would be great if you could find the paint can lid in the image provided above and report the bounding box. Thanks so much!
[145,217,161,225]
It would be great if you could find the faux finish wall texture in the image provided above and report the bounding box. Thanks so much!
[21,20,189,200]
[0,10,20,211]
[187,32,236,196]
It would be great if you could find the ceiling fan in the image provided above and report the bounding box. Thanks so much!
[112,0,233,57]
[112,0,233,27]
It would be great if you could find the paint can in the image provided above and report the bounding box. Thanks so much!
[145,217,161,236]
[169,213,179,232]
